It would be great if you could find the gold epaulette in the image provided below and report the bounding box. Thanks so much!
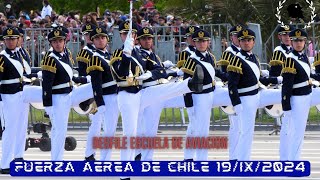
[76,49,91,64]
[281,57,296,74]
[110,49,123,65]
[181,57,196,75]
[41,56,57,73]
[269,50,285,66]
[227,56,243,74]
[176,51,189,68]
[208,52,217,67]
[86,56,104,74]
[0,56,4,72]
[43,51,51,59]
[67,48,74,65]
[313,52,320,67]
[217,51,233,66]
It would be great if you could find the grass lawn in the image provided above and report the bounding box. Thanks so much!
[28,106,320,126]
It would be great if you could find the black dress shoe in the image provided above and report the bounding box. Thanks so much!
[0,168,10,174]
[187,65,204,93]
[183,158,194,161]
[120,178,130,180]
[134,153,142,161]
[14,158,24,161]
[85,154,96,161]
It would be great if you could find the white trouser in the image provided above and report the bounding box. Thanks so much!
[183,107,196,160]
[50,94,72,160]
[192,92,214,161]
[211,87,238,160]
[135,95,185,161]
[234,94,259,161]
[118,80,191,163]
[1,92,25,169]
[0,101,4,131]
[287,95,311,160]
[50,83,94,160]
[233,89,282,161]
[85,113,103,158]
[100,94,119,161]
[311,87,320,106]
[13,85,43,159]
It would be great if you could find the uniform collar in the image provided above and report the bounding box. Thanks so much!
[141,48,152,55]
[96,48,108,56]
[87,43,95,51]
[240,49,253,57]
[188,45,196,52]
[5,48,16,56]
[231,44,240,53]
[195,49,207,58]
[280,43,292,54]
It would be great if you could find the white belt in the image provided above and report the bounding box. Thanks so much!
[238,84,259,93]
[142,79,169,88]
[1,77,23,85]
[52,82,73,90]
[293,80,311,89]
[102,81,116,88]
[203,83,213,90]
[117,80,143,87]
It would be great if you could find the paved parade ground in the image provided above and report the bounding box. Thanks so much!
[1,130,320,179]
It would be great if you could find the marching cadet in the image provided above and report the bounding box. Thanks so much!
[217,25,243,72]
[281,29,312,160]
[181,29,228,161]
[268,25,294,161]
[176,25,200,161]
[0,27,26,174]
[269,25,294,77]
[13,27,42,161]
[227,28,281,160]
[41,29,94,160]
[110,21,204,180]
[134,27,172,161]
[74,23,102,161]
[76,23,96,76]
[87,27,119,161]
[310,52,320,107]
[217,24,243,160]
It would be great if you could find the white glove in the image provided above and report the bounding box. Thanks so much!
[97,105,106,115]
[233,104,243,115]
[177,69,184,76]
[277,76,283,84]
[162,60,174,68]
[136,71,152,80]
[123,30,134,55]
[283,111,292,119]
[37,71,42,79]
[45,106,53,118]
[261,70,269,77]
[86,75,91,83]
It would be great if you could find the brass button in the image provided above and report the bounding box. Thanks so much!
[230,90,233,95]
[283,96,286,100]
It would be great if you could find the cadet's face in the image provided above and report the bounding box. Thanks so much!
[4,37,18,50]
[292,39,306,52]
[50,38,65,53]
[194,39,209,52]
[93,35,108,50]
[120,32,137,42]
[239,38,255,52]
[231,34,239,46]
[84,34,91,43]
[139,36,153,50]
[279,33,291,46]
[187,36,194,46]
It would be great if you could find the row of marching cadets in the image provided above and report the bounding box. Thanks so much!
[0,25,95,173]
